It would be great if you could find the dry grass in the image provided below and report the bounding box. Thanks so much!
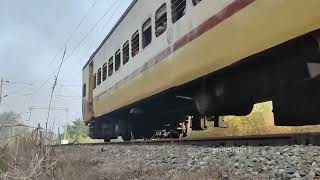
[0,146,10,174]
[0,130,106,180]
[189,102,320,138]
[0,134,56,179]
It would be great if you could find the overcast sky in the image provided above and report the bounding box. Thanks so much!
[0,0,132,132]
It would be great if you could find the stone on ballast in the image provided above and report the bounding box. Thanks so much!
[234,162,239,168]
[199,161,207,166]
[286,168,296,174]
[283,147,290,152]
[247,162,254,167]
[278,169,286,174]
[259,157,266,162]
[262,167,268,172]
[202,156,210,162]
[291,172,301,178]
[314,167,320,175]
[275,152,281,156]
[307,170,316,178]
[266,160,275,165]
[187,160,195,166]
[188,167,196,172]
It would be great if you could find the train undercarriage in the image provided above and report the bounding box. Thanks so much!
[89,30,320,142]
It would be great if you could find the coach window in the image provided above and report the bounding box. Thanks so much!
[171,0,186,23]
[82,84,86,97]
[155,3,167,37]
[97,68,101,86]
[108,57,114,77]
[142,18,152,48]
[93,73,96,89]
[102,63,107,81]
[122,41,129,65]
[131,30,139,57]
[115,50,121,71]
[192,0,202,6]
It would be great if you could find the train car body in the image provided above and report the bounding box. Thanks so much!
[82,0,320,141]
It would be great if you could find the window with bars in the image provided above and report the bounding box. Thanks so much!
[142,18,152,48]
[171,0,186,23]
[115,50,121,71]
[108,57,113,77]
[155,3,167,37]
[192,0,202,6]
[97,68,101,85]
[102,63,107,81]
[131,30,139,57]
[122,41,129,65]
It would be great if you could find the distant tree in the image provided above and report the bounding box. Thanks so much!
[65,118,88,143]
[0,111,27,138]
[0,111,21,127]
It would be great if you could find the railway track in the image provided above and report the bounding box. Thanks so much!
[50,132,320,179]
[53,132,320,148]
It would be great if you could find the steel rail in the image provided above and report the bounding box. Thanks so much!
[52,132,320,148]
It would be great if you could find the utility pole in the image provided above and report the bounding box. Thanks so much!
[0,77,3,105]
[28,106,68,130]
[46,46,67,131]
[28,106,68,144]
[0,78,32,105]
[63,108,68,141]
[28,108,32,122]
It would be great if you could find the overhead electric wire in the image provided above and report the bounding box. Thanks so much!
[60,0,120,67]
[31,0,120,96]
[41,0,120,129]
[59,84,81,87]
[68,0,123,82]
[3,81,33,85]
[46,0,98,67]
[25,0,99,107]
[24,0,124,128]
[101,1,122,31]
[30,0,97,99]
[31,0,121,98]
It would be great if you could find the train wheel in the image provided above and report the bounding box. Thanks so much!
[117,119,134,141]
[121,130,134,141]
[104,138,110,143]
[194,90,214,116]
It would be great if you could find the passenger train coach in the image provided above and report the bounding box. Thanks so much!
[82,0,320,141]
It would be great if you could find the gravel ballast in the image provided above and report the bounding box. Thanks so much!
[55,145,320,180]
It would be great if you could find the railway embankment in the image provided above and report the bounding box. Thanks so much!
[1,133,320,179]
[53,144,320,180]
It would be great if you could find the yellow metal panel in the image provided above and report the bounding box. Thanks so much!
[93,0,320,118]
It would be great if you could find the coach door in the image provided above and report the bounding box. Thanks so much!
[83,62,95,122]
